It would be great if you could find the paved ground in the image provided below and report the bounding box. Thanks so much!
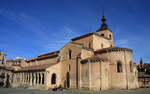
[0,87,150,94]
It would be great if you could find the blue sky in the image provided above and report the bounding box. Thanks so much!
[0,0,150,63]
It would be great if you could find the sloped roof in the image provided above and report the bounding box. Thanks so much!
[94,46,133,54]
[81,56,107,62]
[27,53,59,61]
[138,72,150,78]
[71,32,109,41]
[37,51,59,57]
[0,66,15,71]
[15,63,57,72]
[6,59,22,62]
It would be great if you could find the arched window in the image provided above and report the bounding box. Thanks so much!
[130,61,133,73]
[42,73,44,84]
[39,73,41,84]
[69,49,71,59]
[51,73,56,84]
[101,34,104,36]
[69,64,71,71]
[36,74,37,84]
[117,61,122,73]
[27,75,28,82]
[32,73,34,84]
[89,41,93,49]
[101,44,103,49]
[29,74,30,83]
[109,34,111,39]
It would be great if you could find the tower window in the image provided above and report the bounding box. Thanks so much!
[101,44,103,49]
[101,34,104,36]
[69,49,71,59]
[109,34,111,39]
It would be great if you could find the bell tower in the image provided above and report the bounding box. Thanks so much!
[96,9,114,47]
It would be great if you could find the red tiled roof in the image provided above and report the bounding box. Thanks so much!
[133,62,137,65]
[71,32,109,41]
[15,63,57,72]
[37,51,59,57]
[0,65,15,71]
[6,59,22,62]
[81,56,107,62]
[27,53,59,61]
[138,72,150,78]
[94,46,133,54]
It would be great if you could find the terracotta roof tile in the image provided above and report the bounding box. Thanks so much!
[0,65,15,70]
[71,32,109,41]
[6,59,22,62]
[138,72,150,77]
[81,56,107,62]
[37,51,59,57]
[15,63,57,72]
[27,53,59,61]
[94,46,133,54]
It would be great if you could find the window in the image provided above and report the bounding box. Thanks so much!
[39,73,41,84]
[69,49,72,59]
[101,44,103,49]
[51,73,56,84]
[109,34,111,39]
[32,73,34,83]
[117,61,122,73]
[89,41,93,49]
[36,74,37,84]
[29,74,30,83]
[101,34,104,36]
[42,73,44,84]
[130,61,133,73]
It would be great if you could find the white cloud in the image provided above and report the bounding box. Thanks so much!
[19,12,28,18]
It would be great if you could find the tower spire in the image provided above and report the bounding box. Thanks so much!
[97,7,108,31]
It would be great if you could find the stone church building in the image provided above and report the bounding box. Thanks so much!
[12,13,139,90]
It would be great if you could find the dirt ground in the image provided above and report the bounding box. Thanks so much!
[0,87,150,94]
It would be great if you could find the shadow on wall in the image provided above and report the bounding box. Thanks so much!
[64,80,66,88]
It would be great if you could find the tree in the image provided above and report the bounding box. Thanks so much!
[6,74,9,88]
[67,72,70,88]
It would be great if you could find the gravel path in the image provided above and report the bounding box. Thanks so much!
[0,87,150,94]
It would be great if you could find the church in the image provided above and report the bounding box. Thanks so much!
[12,13,139,90]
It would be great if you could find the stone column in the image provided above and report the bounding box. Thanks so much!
[22,73,24,84]
[30,73,32,86]
[19,73,21,83]
[44,71,48,89]
[24,73,26,85]
[37,73,39,85]
[41,72,43,85]
[33,73,36,85]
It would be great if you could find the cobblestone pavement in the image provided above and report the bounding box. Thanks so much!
[0,87,150,94]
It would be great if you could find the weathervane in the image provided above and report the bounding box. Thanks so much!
[102,7,104,15]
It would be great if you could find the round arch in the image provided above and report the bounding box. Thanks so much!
[51,73,56,84]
